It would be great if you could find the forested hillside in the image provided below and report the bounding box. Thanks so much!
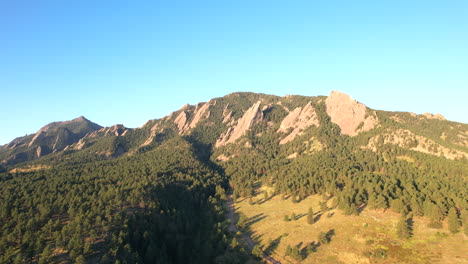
[0,91,466,263]
[0,138,251,263]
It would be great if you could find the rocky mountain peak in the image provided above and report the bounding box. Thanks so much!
[325,91,378,136]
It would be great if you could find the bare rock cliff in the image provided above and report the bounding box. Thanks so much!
[189,102,211,129]
[277,102,319,144]
[325,91,378,136]
[216,101,263,147]
[422,113,446,120]
[174,111,188,133]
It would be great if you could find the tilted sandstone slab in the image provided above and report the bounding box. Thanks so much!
[278,102,319,144]
[325,91,378,136]
[216,101,263,147]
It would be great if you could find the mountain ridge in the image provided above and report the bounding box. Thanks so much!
[1,91,467,167]
[0,91,467,264]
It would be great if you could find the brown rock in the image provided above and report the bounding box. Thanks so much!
[278,102,319,144]
[189,102,211,129]
[174,111,188,133]
[422,113,446,120]
[216,101,263,147]
[325,91,378,136]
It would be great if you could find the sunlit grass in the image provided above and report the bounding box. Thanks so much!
[235,185,467,264]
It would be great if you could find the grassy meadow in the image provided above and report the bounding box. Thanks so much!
[234,185,467,264]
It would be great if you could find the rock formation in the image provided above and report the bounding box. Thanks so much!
[174,111,188,133]
[141,122,162,147]
[216,101,263,147]
[325,91,378,136]
[189,102,211,129]
[422,113,446,120]
[277,102,319,144]
[367,129,467,160]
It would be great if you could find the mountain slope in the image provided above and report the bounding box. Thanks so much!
[2,91,467,169]
[0,91,467,264]
[0,116,102,164]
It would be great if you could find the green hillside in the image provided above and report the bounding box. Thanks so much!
[0,91,466,263]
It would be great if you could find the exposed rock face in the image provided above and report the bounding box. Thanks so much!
[222,111,233,123]
[13,116,103,158]
[422,113,446,120]
[74,138,86,150]
[36,146,43,158]
[277,102,319,144]
[171,101,213,134]
[367,129,467,160]
[85,124,129,138]
[141,122,162,147]
[325,91,378,136]
[174,111,188,133]
[28,131,46,147]
[189,102,211,129]
[106,124,128,136]
[216,101,263,147]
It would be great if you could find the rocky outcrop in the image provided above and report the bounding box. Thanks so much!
[216,101,263,147]
[141,122,162,147]
[69,124,130,150]
[105,124,128,136]
[277,102,319,144]
[422,113,446,120]
[325,91,378,136]
[367,129,467,160]
[85,124,129,138]
[174,111,188,133]
[189,102,211,129]
[28,131,46,147]
[36,146,43,158]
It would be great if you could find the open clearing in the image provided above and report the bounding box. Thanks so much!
[235,186,467,264]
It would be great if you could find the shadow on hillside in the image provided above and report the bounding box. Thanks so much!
[117,183,250,264]
[258,194,275,204]
[183,135,228,182]
[247,213,267,227]
[314,213,323,222]
[264,236,282,255]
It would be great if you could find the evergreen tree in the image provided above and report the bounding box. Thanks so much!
[462,209,468,236]
[306,243,316,254]
[307,207,315,224]
[230,237,239,249]
[396,214,411,239]
[285,245,292,256]
[448,207,461,234]
[290,245,302,261]
[251,245,263,259]
[291,212,297,221]
[320,201,329,212]
[318,232,330,244]
[75,255,86,264]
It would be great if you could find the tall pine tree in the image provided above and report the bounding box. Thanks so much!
[307,207,315,224]
[448,207,461,234]
[396,214,411,239]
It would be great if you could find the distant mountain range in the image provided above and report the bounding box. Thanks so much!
[1,91,466,168]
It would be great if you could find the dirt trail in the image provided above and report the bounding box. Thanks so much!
[226,195,282,264]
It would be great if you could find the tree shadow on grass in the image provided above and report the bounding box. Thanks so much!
[264,236,283,255]
[296,213,308,220]
[314,213,322,223]
[247,213,267,227]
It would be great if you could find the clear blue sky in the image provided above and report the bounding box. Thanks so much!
[1,0,467,144]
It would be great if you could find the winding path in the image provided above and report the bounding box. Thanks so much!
[226,195,282,264]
